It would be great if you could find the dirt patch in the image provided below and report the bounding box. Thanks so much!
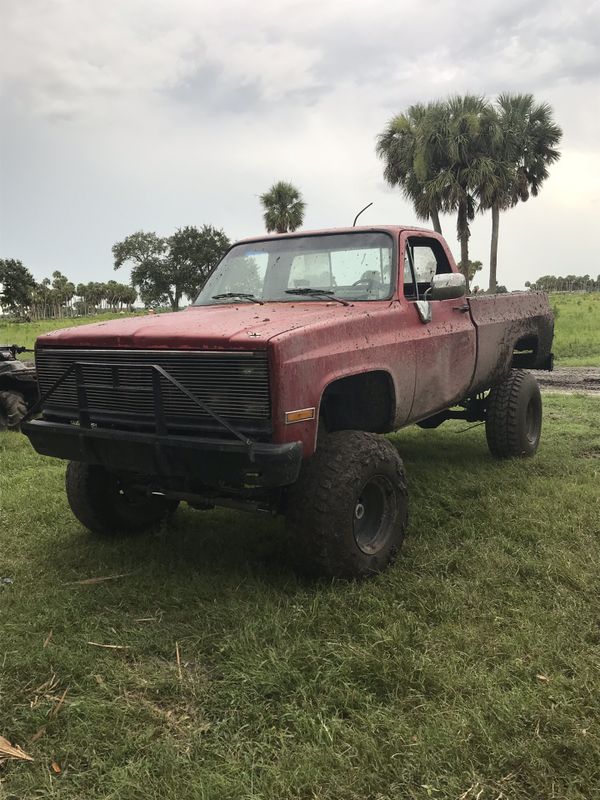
[582,448,600,459]
[531,367,600,394]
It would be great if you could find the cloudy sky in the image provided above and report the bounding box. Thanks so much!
[1,0,599,291]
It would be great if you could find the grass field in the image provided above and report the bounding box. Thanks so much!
[0,313,141,352]
[1,394,599,799]
[549,293,600,366]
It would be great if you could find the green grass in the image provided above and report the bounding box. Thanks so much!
[550,293,600,366]
[0,313,141,352]
[1,395,599,799]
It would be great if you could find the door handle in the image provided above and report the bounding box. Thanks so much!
[453,304,470,313]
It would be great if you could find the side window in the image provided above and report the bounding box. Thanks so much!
[412,248,438,283]
[403,238,452,299]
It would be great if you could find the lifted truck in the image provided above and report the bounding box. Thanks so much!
[23,226,553,577]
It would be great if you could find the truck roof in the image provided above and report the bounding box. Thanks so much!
[235,225,435,243]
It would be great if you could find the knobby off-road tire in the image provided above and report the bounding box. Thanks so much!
[286,431,409,578]
[65,461,178,537]
[0,390,28,431]
[485,369,542,458]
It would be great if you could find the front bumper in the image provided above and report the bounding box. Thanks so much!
[22,420,302,488]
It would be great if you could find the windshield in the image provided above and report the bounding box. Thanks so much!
[194,232,394,305]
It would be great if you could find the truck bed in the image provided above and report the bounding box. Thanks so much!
[467,292,554,393]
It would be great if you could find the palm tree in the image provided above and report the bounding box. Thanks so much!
[376,101,446,234]
[260,181,305,233]
[479,94,562,292]
[425,95,498,292]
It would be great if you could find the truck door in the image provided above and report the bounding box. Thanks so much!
[400,232,476,421]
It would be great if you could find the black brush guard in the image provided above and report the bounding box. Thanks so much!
[21,360,302,488]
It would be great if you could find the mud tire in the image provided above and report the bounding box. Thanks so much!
[485,369,542,458]
[286,431,408,578]
[0,390,28,431]
[65,461,178,537]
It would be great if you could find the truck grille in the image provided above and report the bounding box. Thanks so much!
[35,348,271,428]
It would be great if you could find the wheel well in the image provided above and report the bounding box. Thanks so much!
[320,371,394,433]
[512,335,539,369]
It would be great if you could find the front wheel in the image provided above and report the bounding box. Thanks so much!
[286,431,409,578]
[65,462,178,537]
[485,370,542,458]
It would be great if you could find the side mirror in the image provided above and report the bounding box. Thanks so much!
[430,273,466,301]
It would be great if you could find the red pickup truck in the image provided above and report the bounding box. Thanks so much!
[23,226,554,577]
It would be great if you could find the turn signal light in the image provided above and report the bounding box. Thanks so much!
[285,408,315,424]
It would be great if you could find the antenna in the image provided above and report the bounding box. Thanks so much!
[353,202,373,226]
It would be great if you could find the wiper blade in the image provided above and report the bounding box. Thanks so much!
[284,288,349,306]
[212,293,264,305]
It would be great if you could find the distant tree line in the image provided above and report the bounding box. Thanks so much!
[526,275,600,293]
[0,258,138,319]
[1,224,232,319]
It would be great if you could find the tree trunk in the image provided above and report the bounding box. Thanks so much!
[457,201,470,294]
[430,206,442,235]
[488,202,500,293]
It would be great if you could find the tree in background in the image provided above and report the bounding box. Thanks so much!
[104,281,137,311]
[479,94,562,292]
[527,274,600,292]
[425,95,497,292]
[31,279,53,318]
[113,226,230,311]
[169,225,231,299]
[378,95,497,291]
[1,225,229,319]
[0,259,35,315]
[76,282,106,313]
[466,260,483,284]
[50,271,76,315]
[113,231,167,307]
[376,93,561,293]
[376,101,446,234]
[260,181,305,233]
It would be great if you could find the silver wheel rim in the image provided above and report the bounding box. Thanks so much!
[353,475,396,555]
[525,397,539,444]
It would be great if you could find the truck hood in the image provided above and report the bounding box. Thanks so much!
[36,303,358,351]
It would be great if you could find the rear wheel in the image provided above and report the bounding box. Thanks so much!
[286,431,408,578]
[65,462,178,537]
[0,390,28,431]
[485,370,542,458]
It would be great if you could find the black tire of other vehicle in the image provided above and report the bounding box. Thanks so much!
[485,369,542,458]
[0,390,28,431]
[286,431,408,578]
[65,461,178,537]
